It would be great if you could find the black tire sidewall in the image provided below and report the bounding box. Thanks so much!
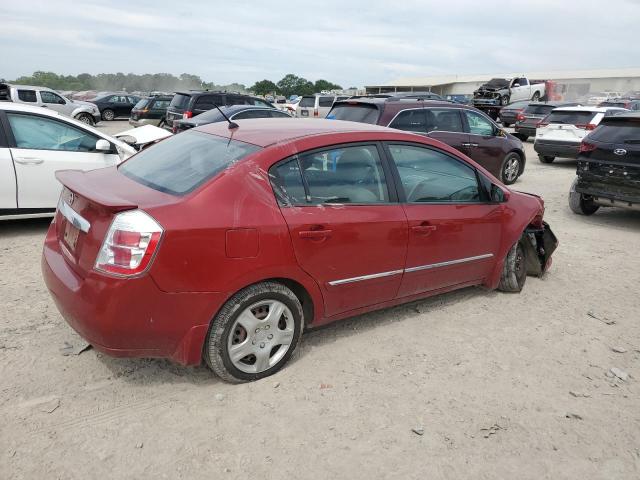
[212,288,303,382]
[102,109,114,121]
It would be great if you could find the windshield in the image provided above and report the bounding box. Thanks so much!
[327,104,380,124]
[120,131,260,195]
[485,78,510,88]
[169,93,191,110]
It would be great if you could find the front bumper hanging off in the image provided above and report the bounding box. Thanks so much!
[523,222,558,276]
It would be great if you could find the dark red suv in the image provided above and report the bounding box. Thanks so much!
[42,119,556,382]
[328,99,526,184]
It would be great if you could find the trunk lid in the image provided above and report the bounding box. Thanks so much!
[54,168,177,278]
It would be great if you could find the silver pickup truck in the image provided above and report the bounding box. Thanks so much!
[0,83,101,125]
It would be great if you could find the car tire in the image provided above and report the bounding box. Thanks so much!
[532,92,540,102]
[502,122,511,127]
[500,95,510,106]
[498,241,527,293]
[158,118,166,128]
[204,281,304,383]
[538,154,555,163]
[569,178,599,215]
[75,113,94,126]
[500,152,521,185]
[101,109,115,121]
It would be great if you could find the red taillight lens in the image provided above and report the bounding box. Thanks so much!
[95,210,163,277]
[538,122,549,127]
[579,141,597,153]
[574,123,597,130]
[516,113,525,121]
[182,111,193,119]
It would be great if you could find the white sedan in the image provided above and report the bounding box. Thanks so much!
[0,103,166,220]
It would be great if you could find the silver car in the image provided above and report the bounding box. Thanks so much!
[294,94,347,118]
[0,83,101,125]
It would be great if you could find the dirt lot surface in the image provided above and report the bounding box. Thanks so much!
[1,132,639,479]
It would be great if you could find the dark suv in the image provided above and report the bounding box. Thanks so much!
[92,93,141,121]
[327,99,526,184]
[569,112,640,215]
[164,91,273,130]
[514,101,580,141]
[129,95,173,127]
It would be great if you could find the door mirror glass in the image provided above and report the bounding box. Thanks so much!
[95,139,112,151]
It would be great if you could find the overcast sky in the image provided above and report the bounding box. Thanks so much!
[2,0,639,87]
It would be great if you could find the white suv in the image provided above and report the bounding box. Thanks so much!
[294,94,348,118]
[534,106,627,163]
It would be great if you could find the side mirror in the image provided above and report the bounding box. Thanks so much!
[491,184,510,202]
[95,139,112,152]
[495,127,507,137]
[512,83,520,88]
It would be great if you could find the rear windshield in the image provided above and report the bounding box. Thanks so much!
[169,93,191,110]
[589,120,640,143]
[119,131,261,195]
[599,101,627,108]
[299,96,316,108]
[134,98,150,109]
[523,104,554,115]
[545,111,596,124]
[327,104,380,124]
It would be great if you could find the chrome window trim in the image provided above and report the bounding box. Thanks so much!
[386,106,465,135]
[328,269,403,286]
[57,200,90,233]
[328,253,494,286]
[405,253,493,273]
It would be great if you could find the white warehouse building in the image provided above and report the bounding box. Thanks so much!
[365,67,640,99]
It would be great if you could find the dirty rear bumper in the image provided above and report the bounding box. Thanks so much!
[523,222,558,276]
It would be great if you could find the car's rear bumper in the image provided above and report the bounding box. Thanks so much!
[534,140,580,158]
[41,225,224,366]
[514,126,537,137]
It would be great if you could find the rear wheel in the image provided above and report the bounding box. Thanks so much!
[101,109,115,121]
[500,152,522,185]
[75,113,94,126]
[498,241,527,292]
[204,282,304,383]
[532,92,540,102]
[569,178,599,215]
[538,154,555,163]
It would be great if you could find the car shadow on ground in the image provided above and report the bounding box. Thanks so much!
[0,217,52,238]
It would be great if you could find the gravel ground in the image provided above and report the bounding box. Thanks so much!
[1,133,639,480]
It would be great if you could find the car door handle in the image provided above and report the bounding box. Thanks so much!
[460,142,472,147]
[411,224,437,235]
[14,157,44,165]
[469,143,479,147]
[299,229,332,240]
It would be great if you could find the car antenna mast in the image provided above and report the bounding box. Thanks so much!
[213,104,239,130]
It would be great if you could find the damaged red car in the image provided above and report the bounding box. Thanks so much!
[42,119,557,382]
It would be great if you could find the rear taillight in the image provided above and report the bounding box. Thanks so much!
[575,123,597,130]
[538,122,549,127]
[516,113,526,121]
[95,210,163,277]
[182,111,193,119]
[579,141,597,153]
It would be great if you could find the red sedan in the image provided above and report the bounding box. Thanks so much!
[42,119,557,382]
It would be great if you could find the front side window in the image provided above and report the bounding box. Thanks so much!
[153,99,170,109]
[119,130,260,195]
[7,113,101,152]
[232,109,272,120]
[464,110,495,136]
[387,144,480,203]
[17,90,37,102]
[40,91,65,104]
[269,145,389,205]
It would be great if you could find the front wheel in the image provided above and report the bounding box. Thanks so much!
[532,92,540,102]
[500,95,510,106]
[204,282,304,383]
[500,152,522,185]
[75,113,94,126]
[101,109,115,121]
[538,154,555,163]
[498,241,527,292]
[569,178,599,215]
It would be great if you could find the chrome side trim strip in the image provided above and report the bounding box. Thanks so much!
[57,200,91,233]
[405,253,493,273]
[328,269,403,286]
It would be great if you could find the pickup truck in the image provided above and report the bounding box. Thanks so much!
[473,77,546,119]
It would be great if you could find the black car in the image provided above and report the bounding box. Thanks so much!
[570,112,640,215]
[172,105,291,133]
[598,99,640,111]
[165,91,274,130]
[514,102,580,141]
[129,95,173,127]
[498,101,530,127]
[92,93,141,121]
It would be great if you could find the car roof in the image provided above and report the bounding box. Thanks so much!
[196,118,396,147]
[335,98,457,108]
[2,83,55,91]
[552,106,627,112]
[0,102,64,114]
[600,111,640,120]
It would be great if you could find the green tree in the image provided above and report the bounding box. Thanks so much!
[250,79,278,96]
[277,74,314,97]
[314,79,342,93]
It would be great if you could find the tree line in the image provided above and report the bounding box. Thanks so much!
[3,71,343,97]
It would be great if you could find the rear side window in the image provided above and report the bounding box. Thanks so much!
[428,109,464,133]
[299,96,316,108]
[327,104,380,124]
[17,90,37,102]
[269,159,306,205]
[318,96,334,107]
[134,99,150,109]
[545,111,596,124]
[119,131,260,195]
[169,94,191,110]
[389,109,428,133]
[232,109,272,119]
[194,95,223,110]
[589,120,640,143]
[523,105,554,115]
[152,99,170,109]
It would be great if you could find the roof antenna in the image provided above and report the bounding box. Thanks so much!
[213,104,239,130]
